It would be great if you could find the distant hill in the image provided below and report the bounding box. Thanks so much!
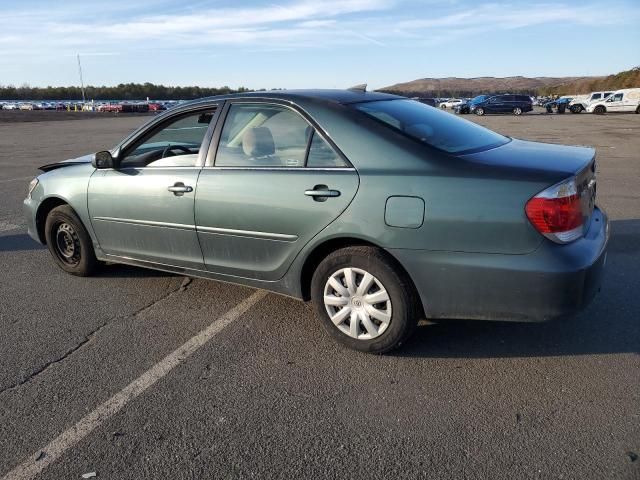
[379,76,601,97]
[540,67,640,95]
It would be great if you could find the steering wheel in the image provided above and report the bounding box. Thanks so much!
[161,144,192,158]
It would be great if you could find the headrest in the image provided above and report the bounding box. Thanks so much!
[242,127,275,157]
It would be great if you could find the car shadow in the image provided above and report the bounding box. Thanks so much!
[0,233,45,252]
[97,264,175,279]
[399,219,640,358]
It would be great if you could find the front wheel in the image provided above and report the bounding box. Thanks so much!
[594,105,606,115]
[570,105,583,113]
[44,205,98,276]
[311,246,419,354]
[474,107,485,116]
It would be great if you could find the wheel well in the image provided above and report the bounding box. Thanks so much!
[36,197,68,244]
[299,237,425,316]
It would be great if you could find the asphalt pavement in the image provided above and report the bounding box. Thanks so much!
[0,112,638,479]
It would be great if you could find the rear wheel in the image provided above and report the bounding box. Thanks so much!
[474,107,485,116]
[570,105,583,113]
[44,205,97,276]
[513,107,523,115]
[594,105,606,115]
[635,105,640,114]
[440,104,447,109]
[311,246,419,354]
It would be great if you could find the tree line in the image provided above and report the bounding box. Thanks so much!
[540,67,640,96]
[0,83,253,100]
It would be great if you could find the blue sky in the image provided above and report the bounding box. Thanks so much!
[1,0,639,89]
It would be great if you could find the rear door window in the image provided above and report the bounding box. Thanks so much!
[214,103,348,168]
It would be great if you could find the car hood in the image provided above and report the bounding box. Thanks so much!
[39,153,94,172]
[460,138,595,180]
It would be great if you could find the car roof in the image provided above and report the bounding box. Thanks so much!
[192,89,402,106]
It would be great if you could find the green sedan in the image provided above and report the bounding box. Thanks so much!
[24,90,609,353]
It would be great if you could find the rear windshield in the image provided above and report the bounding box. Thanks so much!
[353,99,509,154]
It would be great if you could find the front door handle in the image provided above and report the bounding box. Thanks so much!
[168,182,193,196]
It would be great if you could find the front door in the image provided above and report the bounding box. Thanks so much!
[88,107,218,269]
[194,102,359,281]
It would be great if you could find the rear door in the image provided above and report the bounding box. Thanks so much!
[606,92,624,112]
[88,105,220,269]
[194,101,359,281]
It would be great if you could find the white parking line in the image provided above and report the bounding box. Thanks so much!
[0,221,25,233]
[1,289,268,480]
[0,176,32,184]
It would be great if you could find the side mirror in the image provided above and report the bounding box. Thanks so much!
[92,151,115,169]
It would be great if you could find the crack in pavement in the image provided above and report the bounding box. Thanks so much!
[0,276,193,396]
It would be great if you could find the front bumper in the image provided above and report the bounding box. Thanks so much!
[390,207,609,322]
[23,197,42,244]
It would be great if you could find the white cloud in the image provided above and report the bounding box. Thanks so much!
[0,0,637,58]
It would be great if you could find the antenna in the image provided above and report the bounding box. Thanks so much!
[348,83,367,92]
[77,54,86,104]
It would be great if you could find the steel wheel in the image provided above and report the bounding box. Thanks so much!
[323,267,392,340]
[45,205,97,276]
[54,222,81,266]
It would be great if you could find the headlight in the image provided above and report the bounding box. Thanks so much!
[27,178,39,199]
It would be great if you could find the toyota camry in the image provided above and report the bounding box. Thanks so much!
[24,89,609,353]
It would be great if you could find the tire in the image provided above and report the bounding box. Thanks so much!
[44,205,97,276]
[594,105,606,115]
[635,105,640,114]
[311,246,420,354]
[513,107,523,115]
[474,107,485,116]
[570,105,583,114]
[440,104,447,109]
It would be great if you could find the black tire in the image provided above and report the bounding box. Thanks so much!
[440,104,447,109]
[44,205,97,276]
[570,105,583,113]
[474,107,485,116]
[311,246,420,354]
[513,107,523,115]
[594,105,606,115]
[635,105,640,114]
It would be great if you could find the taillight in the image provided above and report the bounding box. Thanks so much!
[525,177,584,244]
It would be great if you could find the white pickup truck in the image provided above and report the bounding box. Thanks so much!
[569,91,614,113]
[587,88,640,114]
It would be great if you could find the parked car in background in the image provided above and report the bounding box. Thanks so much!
[455,95,490,114]
[439,98,465,109]
[24,89,608,353]
[3,102,19,110]
[148,102,167,112]
[413,97,437,107]
[544,97,573,114]
[569,91,614,113]
[19,103,35,111]
[587,88,640,114]
[472,94,533,115]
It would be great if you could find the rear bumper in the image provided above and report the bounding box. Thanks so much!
[390,207,609,322]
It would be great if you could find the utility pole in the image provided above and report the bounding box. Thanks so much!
[77,54,86,104]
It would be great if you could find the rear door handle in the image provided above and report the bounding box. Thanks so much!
[168,182,193,196]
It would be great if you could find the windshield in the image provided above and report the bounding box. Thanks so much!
[353,99,509,154]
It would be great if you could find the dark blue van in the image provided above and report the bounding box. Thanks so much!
[471,94,533,116]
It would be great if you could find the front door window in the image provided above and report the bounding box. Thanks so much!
[120,110,216,168]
